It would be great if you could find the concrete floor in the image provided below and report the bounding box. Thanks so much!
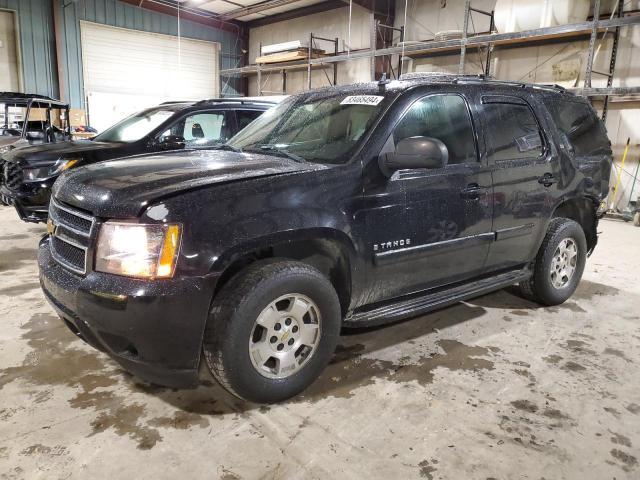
[0,205,639,480]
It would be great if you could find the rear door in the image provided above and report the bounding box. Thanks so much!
[480,95,562,271]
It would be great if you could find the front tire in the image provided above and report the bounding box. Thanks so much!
[203,260,341,403]
[519,218,587,306]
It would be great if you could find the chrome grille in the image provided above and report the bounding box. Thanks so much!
[51,236,86,272]
[3,161,21,190]
[49,199,95,275]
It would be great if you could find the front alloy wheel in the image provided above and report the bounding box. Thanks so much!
[203,260,341,403]
[249,293,321,379]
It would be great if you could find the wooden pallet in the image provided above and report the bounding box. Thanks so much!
[256,48,325,65]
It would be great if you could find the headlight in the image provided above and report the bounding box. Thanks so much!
[22,158,79,182]
[95,222,182,279]
[0,145,11,155]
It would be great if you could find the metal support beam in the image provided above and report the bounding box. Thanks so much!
[370,13,377,80]
[398,25,405,78]
[247,0,346,28]
[484,10,495,77]
[602,0,625,121]
[220,0,308,21]
[52,0,66,102]
[334,37,339,86]
[569,86,640,96]
[308,32,313,90]
[584,0,602,88]
[459,0,472,74]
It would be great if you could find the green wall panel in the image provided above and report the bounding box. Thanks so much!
[0,0,242,107]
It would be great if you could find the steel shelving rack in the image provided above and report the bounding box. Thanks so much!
[220,1,640,109]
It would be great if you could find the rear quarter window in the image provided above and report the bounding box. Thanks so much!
[545,98,610,155]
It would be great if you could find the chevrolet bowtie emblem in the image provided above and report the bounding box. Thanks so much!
[46,218,56,235]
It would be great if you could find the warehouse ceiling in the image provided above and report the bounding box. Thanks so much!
[179,0,330,22]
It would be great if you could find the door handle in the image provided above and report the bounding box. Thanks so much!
[538,172,557,187]
[460,183,485,200]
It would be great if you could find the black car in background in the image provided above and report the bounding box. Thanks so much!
[39,75,612,403]
[0,97,283,222]
[0,92,71,154]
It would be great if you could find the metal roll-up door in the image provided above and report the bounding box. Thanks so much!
[80,21,219,131]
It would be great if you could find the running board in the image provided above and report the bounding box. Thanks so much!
[344,268,532,328]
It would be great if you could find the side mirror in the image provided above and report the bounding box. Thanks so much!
[379,136,448,177]
[158,134,186,150]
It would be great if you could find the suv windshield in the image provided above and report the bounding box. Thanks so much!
[94,108,174,143]
[228,93,387,164]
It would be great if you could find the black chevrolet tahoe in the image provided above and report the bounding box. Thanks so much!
[38,75,612,403]
[1,97,282,223]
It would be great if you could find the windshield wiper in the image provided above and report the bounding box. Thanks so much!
[249,144,306,163]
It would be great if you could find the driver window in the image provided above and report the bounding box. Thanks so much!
[161,112,230,147]
[392,94,477,165]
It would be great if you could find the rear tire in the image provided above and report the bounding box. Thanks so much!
[518,218,587,306]
[203,260,341,403]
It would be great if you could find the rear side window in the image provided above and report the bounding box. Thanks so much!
[546,99,609,155]
[483,103,543,161]
[392,94,477,165]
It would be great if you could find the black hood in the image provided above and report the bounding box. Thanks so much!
[53,149,327,218]
[3,140,128,166]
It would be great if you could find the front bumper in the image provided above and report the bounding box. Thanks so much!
[38,236,217,388]
[0,181,51,223]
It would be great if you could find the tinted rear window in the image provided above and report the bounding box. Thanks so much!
[483,103,543,161]
[546,98,610,155]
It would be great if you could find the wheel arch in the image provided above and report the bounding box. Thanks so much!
[551,196,598,254]
[210,228,357,316]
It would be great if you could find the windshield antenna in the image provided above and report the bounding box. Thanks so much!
[378,72,390,93]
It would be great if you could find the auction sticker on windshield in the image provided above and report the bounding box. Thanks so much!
[340,95,384,106]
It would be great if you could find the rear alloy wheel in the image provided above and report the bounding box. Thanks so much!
[549,238,579,289]
[203,260,341,403]
[519,218,587,306]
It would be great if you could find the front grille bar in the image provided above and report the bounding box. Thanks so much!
[49,198,95,237]
[50,235,88,275]
[49,198,95,275]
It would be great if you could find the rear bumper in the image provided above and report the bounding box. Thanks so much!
[38,236,217,388]
[0,182,51,223]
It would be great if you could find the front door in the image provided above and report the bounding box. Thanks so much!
[360,92,493,305]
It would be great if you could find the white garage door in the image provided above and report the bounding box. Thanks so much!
[80,21,219,132]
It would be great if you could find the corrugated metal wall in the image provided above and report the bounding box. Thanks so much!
[0,0,242,107]
[0,0,59,98]
[58,0,243,107]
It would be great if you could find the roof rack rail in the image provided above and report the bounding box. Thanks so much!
[160,100,193,105]
[193,98,280,106]
[399,72,490,82]
[533,83,567,92]
[455,77,568,93]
